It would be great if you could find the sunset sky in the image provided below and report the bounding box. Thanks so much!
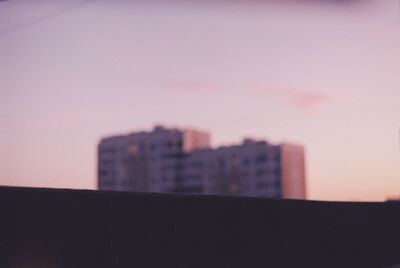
[1,0,399,201]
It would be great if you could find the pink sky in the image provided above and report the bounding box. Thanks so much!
[0,0,399,201]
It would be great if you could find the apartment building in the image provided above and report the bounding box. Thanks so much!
[98,126,210,192]
[98,126,306,199]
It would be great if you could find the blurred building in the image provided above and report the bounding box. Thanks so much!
[386,197,400,202]
[98,126,306,199]
[98,125,210,192]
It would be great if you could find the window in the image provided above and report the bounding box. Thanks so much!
[100,147,117,155]
[242,158,251,166]
[219,158,225,169]
[255,154,267,164]
[275,166,281,176]
[128,144,137,154]
[274,151,281,162]
[274,179,281,189]
[257,182,270,188]
[256,169,266,176]
[176,141,183,149]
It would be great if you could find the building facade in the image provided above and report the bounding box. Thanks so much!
[98,126,306,199]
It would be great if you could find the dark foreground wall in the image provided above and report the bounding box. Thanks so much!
[0,186,399,268]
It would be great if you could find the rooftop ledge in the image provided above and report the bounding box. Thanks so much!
[0,186,400,267]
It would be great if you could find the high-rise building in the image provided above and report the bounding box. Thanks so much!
[98,125,210,192]
[98,126,306,199]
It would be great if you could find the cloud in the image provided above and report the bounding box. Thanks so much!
[256,85,335,114]
[291,91,333,112]
[166,81,335,114]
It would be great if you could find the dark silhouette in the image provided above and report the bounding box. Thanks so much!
[0,186,399,267]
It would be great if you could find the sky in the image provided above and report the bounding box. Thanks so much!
[0,0,399,201]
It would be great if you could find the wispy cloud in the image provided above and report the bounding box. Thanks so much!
[255,85,335,114]
[166,80,336,114]
[291,91,333,112]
